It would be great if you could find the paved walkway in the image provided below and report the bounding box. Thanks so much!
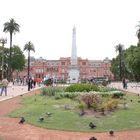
[0,83,41,101]
[108,82,140,95]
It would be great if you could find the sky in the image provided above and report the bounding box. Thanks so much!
[0,0,140,60]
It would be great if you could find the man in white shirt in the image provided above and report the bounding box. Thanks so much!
[0,78,9,96]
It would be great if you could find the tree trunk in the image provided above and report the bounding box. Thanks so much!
[28,50,30,79]
[119,52,122,81]
[9,32,12,81]
[28,50,30,91]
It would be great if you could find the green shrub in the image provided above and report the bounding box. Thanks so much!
[106,99,119,111]
[41,86,65,96]
[112,91,125,98]
[54,92,79,100]
[80,93,101,109]
[99,87,118,92]
[65,84,99,92]
[78,101,86,112]
[100,93,110,98]
[40,87,48,96]
[40,87,55,96]
[91,102,98,111]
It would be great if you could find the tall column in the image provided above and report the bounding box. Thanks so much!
[71,26,77,66]
[68,26,79,83]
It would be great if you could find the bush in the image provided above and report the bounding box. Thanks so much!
[78,101,86,112]
[65,84,100,92]
[112,91,125,99]
[40,87,55,96]
[54,92,79,100]
[81,93,101,109]
[106,99,119,111]
[41,87,48,96]
[41,86,65,96]
[91,102,98,111]
[99,87,118,92]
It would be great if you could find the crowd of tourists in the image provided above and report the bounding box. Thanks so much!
[0,76,44,96]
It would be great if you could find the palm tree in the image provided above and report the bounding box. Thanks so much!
[23,41,35,91]
[115,44,124,81]
[3,18,20,80]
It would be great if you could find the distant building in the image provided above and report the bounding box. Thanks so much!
[13,27,113,82]
[13,56,113,82]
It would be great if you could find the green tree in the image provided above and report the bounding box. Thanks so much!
[11,45,25,72]
[124,45,136,79]
[128,45,140,81]
[115,44,124,81]
[0,45,25,79]
[120,44,140,81]
[3,18,20,80]
[0,47,9,79]
[110,57,119,80]
[23,41,35,90]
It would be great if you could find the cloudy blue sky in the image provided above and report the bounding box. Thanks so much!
[0,0,140,60]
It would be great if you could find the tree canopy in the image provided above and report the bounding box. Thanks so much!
[111,44,140,81]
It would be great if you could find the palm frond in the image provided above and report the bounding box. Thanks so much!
[23,41,35,52]
[3,18,20,33]
[115,44,124,53]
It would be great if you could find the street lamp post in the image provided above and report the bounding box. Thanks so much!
[0,38,7,80]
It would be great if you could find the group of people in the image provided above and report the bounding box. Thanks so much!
[27,77,37,91]
[0,76,39,96]
[12,76,28,86]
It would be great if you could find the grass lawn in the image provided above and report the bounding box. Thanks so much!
[9,93,140,132]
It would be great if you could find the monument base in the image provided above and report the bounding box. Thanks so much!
[68,67,79,83]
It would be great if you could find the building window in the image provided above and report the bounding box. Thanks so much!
[36,69,39,73]
[35,69,43,73]
[82,69,86,73]
[62,69,64,73]
[47,68,50,71]
[82,62,86,65]
[61,62,65,65]
[55,68,58,72]
[90,69,96,73]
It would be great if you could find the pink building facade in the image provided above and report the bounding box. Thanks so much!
[15,57,113,82]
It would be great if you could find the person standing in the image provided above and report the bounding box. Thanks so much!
[0,78,9,96]
[122,78,127,89]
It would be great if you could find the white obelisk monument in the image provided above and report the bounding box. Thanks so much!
[68,26,79,83]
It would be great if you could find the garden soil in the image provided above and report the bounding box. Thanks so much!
[0,90,140,140]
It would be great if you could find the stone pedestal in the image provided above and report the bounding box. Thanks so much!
[68,65,79,83]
